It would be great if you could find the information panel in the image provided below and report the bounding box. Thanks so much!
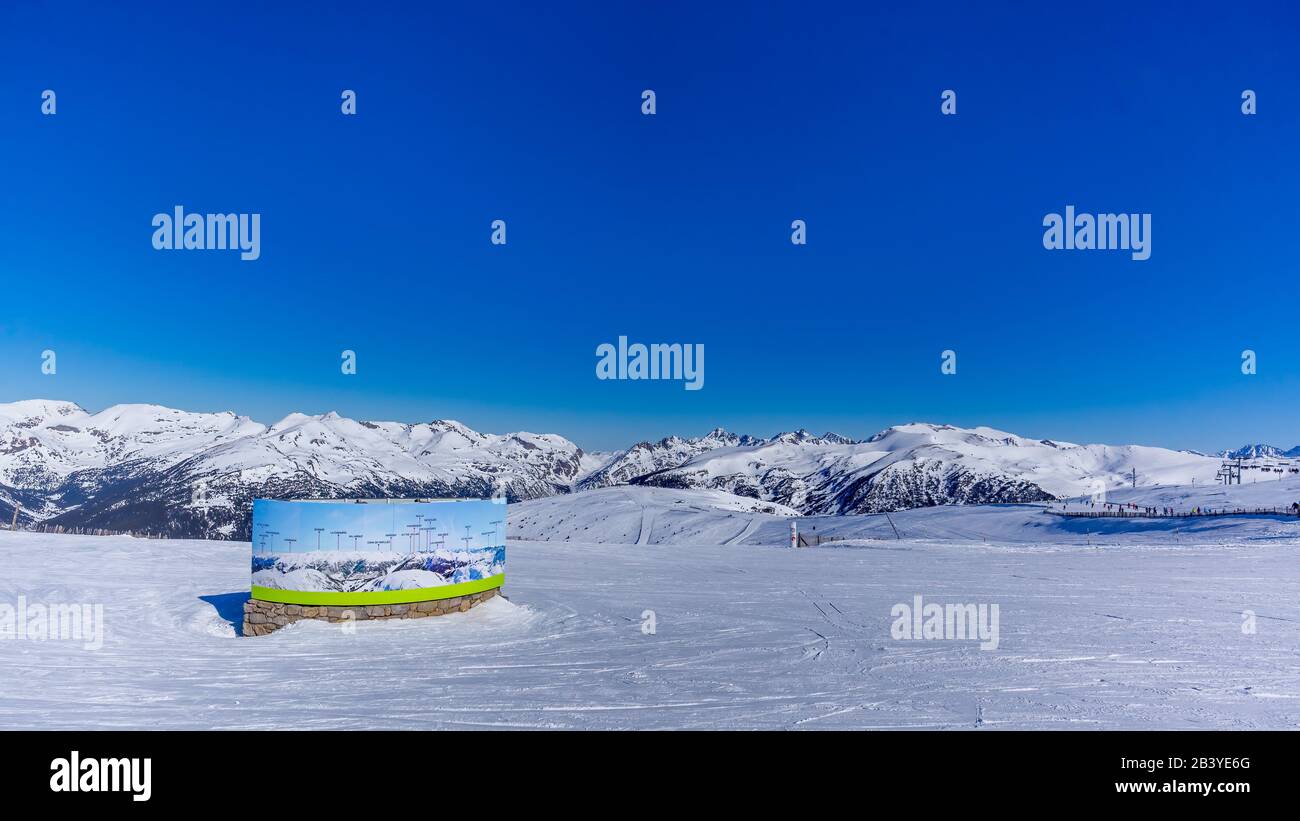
[250,499,506,605]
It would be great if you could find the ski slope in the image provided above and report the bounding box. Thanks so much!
[2,516,1297,730]
[512,484,1300,546]
[510,487,798,546]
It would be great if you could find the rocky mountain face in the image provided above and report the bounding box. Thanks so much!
[0,401,1229,539]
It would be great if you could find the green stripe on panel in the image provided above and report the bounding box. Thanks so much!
[251,574,504,605]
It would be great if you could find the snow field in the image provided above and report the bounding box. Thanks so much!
[2,515,1296,730]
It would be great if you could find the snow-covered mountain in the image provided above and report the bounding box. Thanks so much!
[576,427,762,490]
[0,400,268,528]
[577,427,861,491]
[0,400,586,539]
[0,400,1240,539]
[0,399,264,493]
[1220,443,1300,459]
[630,423,1225,515]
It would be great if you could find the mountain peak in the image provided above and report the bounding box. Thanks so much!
[1221,443,1298,460]
[269,412,317,431]
[820,431,859,445]
[0,399,85,421]
[769,429,815,443]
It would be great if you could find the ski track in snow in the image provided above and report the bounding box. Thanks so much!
[1,528,1298,730]
[630,492,655,546]
[723,516,763,546]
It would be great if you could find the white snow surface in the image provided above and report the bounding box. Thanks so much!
[3,491,1298,729]
[512,483,1300,547]
[511,487,799,546]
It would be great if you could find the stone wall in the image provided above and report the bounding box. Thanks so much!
[243,587,499,636]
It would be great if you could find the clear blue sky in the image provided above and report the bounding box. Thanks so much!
[2,1,1298,452]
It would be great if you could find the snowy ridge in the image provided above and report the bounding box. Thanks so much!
[632,423,1225,515]
[0,400,587,539]
[1221,443,1300,459]
[0,399,1270,540]
[0,400,263,493]
[575,427,761,490]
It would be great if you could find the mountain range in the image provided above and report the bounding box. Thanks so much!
[0,399,1267,540]
[1219,444,1300,460]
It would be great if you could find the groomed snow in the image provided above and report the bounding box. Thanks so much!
[511,484,1300,547]
[2,500,1297,729]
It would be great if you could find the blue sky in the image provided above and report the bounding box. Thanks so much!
[2,1,1297,452]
